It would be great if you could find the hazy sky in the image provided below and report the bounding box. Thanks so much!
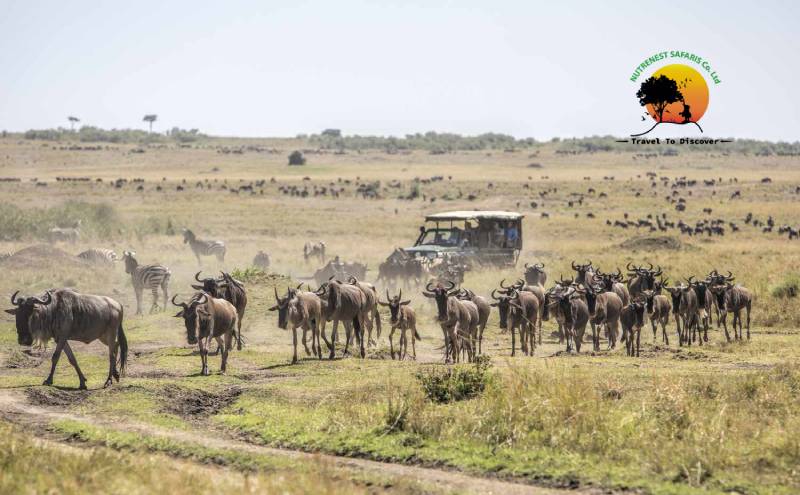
[1,1,798,140]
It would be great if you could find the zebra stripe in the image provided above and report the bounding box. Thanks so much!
[190,239,226,258]
[132,264,171,292]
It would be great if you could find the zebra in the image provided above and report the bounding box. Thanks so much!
[122,251,171,314]
[77,248,118,266]
[182,229,226,265]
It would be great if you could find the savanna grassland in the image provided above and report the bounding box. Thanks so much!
[0,134,799,495]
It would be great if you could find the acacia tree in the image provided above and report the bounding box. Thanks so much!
[67,116,80,131]
[636,75,683,123]
[143,114,158,133]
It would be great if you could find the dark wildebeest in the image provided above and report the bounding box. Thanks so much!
[172,292,238,375]
[523,262,547,286]
[193,271,247,350]
[625,262,661,298]
[504,279,546,345]
[543,286,589,353]
[456,288,491,355]
[665,281,701,346]
[304,241,326,264]
[688,276,711,341]
[182,228,226,265]
[348,276,382,346]
[594,268,631,306]
[6,289,127,389]
[505,289,539,357]
[423,281,476,363]
[326,279,368,358]
[378,289,420,360]
[268,286,323,363]
[710,281,753,342]
[620,300,646,357]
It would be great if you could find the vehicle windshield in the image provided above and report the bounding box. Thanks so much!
[419,228,462,246]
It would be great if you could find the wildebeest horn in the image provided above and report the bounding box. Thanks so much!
[586,260,592,267]
[347,275,357,284]
[10,291,21,306]
[571,260,579,270]
[653,265,662,276]
[686,276,696,285]
[274,287,280,302]
[491,289,501,300]
[171,295,187,308]
[725,270,734,280]
[524,262,529,268]
[31,291,52,305]
[426,281,436,292]
[646,262,653,270]
[626,262,634,272]
[386,289,391,302]
[499,278,510,289]
[197,293,208,304]
[444,280,456,291]
[398,289,402,301]
[515,278,525,287]
[195,271,204,282]
[535,262,544,269]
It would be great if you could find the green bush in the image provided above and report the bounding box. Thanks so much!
[770,274,800,298]
[288,150,306,166]
[416,355,492,404]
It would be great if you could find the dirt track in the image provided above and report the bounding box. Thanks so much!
[0,388,596,495]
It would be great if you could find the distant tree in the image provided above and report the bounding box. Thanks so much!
[288,150,306,166]
[321,128,342,138]
[636,75,683,123]
[67,116,80,131]
[143,114,158,133]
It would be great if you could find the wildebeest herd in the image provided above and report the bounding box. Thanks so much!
[6,232,755,389]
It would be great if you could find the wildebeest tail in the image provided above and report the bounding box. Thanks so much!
[117,322,128,377]
[414,328,421,341]
[235,314,242,351]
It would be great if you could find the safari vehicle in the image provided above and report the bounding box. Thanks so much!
[403,210,523,267]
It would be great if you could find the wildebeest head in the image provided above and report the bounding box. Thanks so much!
[524,262,546,286]
[378,289,410,324]
[122,251,138,274]
[641,290,656,313]
[192,271,220,295]
[627,299,646,327]
[5,290,52,346]
[422,280,457,322]
[663,283,683,313]
[489,288,512,327]
[172,293,208,344]
[687,276,708,306]
[571,260,594,285]
[267,287,297,330]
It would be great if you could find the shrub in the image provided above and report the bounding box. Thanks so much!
[0,201,120,241]
[770,274,800,298]
[416,355,492,404]
[288,150,306,166]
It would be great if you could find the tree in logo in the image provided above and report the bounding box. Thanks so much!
[632,72,704,136]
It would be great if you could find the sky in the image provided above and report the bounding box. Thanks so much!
[1,0,798,140]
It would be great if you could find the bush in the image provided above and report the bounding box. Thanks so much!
[416,355,492,404]
[0,201,120,241]
[770,274,800,298]
[288,150,306,166]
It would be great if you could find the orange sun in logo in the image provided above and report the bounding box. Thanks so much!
[645,64,709,123]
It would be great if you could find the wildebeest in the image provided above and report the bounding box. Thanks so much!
[172,292,238,375]
[182,228,226,265]
[6,289,127,389]
[303,241,326,264]
[423,281,476,363]
[620,300,646,356]
[122,251,171,315]
[501,279,545,345]
[77,248,118,266]
[378,289,420,360]
[571,260,595,287]
[504,289,539,357]
[326,279,368,358]
[268,286,323,363]
[543,286,589,353]
[642,288,671,344]
[580,284,623,351]
[348,276,382,346]
[456,288,490,354]
[710,282,753,342]
[192,271,247,350]
[594,268,631,306]
[523,262,547,286]
[312,257,367,286]
[626,262,661,298]
[665,281,701,346]
[252,250,271,270]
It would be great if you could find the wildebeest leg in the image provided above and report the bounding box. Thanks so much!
[319,320,332,353]
[745,304,751,340]
[478,323,485,355]
[388,325,397,360]
[720,312,731,342]
[399,327,407,360]
[292,327,299,364]
[410,323,417,360]
[357,316,366,359]
[103,338,117,388]
[661,317,669,346]
[62,342,88,390]
[199,339,209,376]
[222,332,233,373]
[374,308,382,341]
[510,326,516,357]
[43,338,67,386]
[328,320,337,360]
[651,318,658,342]
[342,321,353,356]
[301,326,312,356]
